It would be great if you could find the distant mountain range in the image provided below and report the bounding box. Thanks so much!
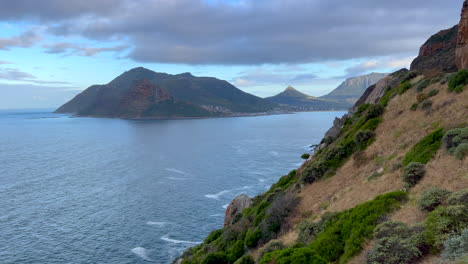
[55,67,278,118]
[321,72,389,104]
[265,86,350,111]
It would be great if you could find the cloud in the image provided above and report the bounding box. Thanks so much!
[232,67,317,87]
[343,56,415,77]
[0,30,41,50]
[0,0,464,65]
[0,67,70,85]
[43,42,128,56]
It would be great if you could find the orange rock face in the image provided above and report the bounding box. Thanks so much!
[456,0,468,69]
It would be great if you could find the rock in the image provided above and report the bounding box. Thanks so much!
[411,25,458,72]
[224,194,252,226]
[457,0,468,70]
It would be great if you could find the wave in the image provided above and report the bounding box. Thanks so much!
[131,247,153,262]
[146,221,166,227]
[269,150,279,156]
[210,213,224,217]
[204,190,230,200]
[223,204,229,209]
[166,176,186,181]
[165,168,186,174]
[161,235,201,245]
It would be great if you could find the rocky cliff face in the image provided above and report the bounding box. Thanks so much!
[224,194,252,226]
[410,25,458,72]
[456,0,468,69]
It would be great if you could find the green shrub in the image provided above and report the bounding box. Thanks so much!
[410,103,418,111]
[424,205,468,251]
[416,79,431,92]
[447,189,468,206]
[203,252,229,264]
[368,172,382,181]
[258,240,285,260]
[301,161,327,184]
[366,221,425,264]
[245,229,262,248]
[402,71,419,82]
[233,255,255,264]
[421,99,432,110]
[427,89,439,97]
[301,153,310,160]
[356,103,371,115]
[418,188,450,212]
[441,228,468,261]
[402,162,425,188]
[448,69,468,93]
[205,229,223,244]
[454,143,468,160]
[260,247,327,264]
[227,240,245,263]
[355,130,376,148]
[365,104,385,119]
[402,128,444,166]
[398,81,412,95]
[416,93,429,103]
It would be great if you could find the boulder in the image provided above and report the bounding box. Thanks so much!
[224,194,252,226]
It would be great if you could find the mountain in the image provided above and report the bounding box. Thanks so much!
[321,72,389,104]
[177,2,468,264]
[265,86,350,111]
[55,67,278,118]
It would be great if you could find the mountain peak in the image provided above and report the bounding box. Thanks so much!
[285,86,297,91]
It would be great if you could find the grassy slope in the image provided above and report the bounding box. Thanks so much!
[269,76,468,263]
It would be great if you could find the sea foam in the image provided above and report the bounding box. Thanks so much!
[165,168,186,174]
[161,235,201,245]
[204,190,230,200]
[131,247,153,261]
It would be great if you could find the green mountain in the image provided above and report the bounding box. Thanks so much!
[266,86,351,111]
[55,67,278,118]
[321,72,389,104]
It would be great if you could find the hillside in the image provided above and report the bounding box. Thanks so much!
[55,67,279,118]
[321,73,389,104]
[265,86,350,111]
[176,2,468,264]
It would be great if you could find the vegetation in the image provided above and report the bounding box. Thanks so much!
[427,89,439,97]
[366,221,425,264]
[410,103,418,111]
[398,81,413,95]
[260,192,407,264]
[301,153,310,160]
[421,99,432,110]
[402,128,444,166]
[416,79,431,92]
[258,241,285,261]
[402,162,425,188]
[448,69,468,93]
[418,188,450,212]
[443,127,468,160]
[441,228,468,261]
[447,189,468,206]
[233,255,255,264]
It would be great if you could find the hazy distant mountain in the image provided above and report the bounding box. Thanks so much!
[266,86,350,111]
[55,67,278,118]
[321,72,389,104]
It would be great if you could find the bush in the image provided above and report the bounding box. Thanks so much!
[427,89,439,97]
[402,162,425,188]
[205,229,223,243]
[410,103,418,111]
[421,99,432,110]
[418,188,450,212]
[260,247,327,264]
[416,93,429,103]
[398,81,413,95]
[402,128,444,166]
[368,172,382,181]
[416,79,431,92]
[402,71,420,82]
[203,252,229,264]
[258,240,285,260]
[441,228,468,261]
[355,130,375,148]
[454,143,468,160]
[245,229,262,248]
[448,69,468,93]
[447,189,468,206]
[301,161,327,184]
[301,153,310,160]
[365,104,385,119]
[424,205,468,251]
[233,255,255,264]
[366,222,425,264]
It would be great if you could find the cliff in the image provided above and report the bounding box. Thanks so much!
[457,0,468,69]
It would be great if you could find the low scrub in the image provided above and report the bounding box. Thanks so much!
[448,69,468,93]
[258,241,285,261]
[233,255,255,264]
[441,228,468,261]
[402,162,425,188]
[418,188,450,212]
[366,221,425,264]
[443,127,468,160]
[402,128,444,166]
[447,189,468,206]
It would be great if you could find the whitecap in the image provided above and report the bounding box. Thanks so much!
[165,168,186,174]
[161,235,201,245]
[131,247,154,261]
[210,213,224,217]
[222,204,229,209]
[258,178,267,182]
[204,190,230,200]
[167,176,186,181]
[269,150,279,156]
[146,221,166,227]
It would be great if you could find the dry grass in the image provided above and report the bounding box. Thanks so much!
[276,81,468,263]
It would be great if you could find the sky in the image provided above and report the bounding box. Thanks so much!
[0,0,464,109]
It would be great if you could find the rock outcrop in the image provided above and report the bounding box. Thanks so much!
[224,194,252,226]
[410,25,458,72]
[456,0,468,70]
